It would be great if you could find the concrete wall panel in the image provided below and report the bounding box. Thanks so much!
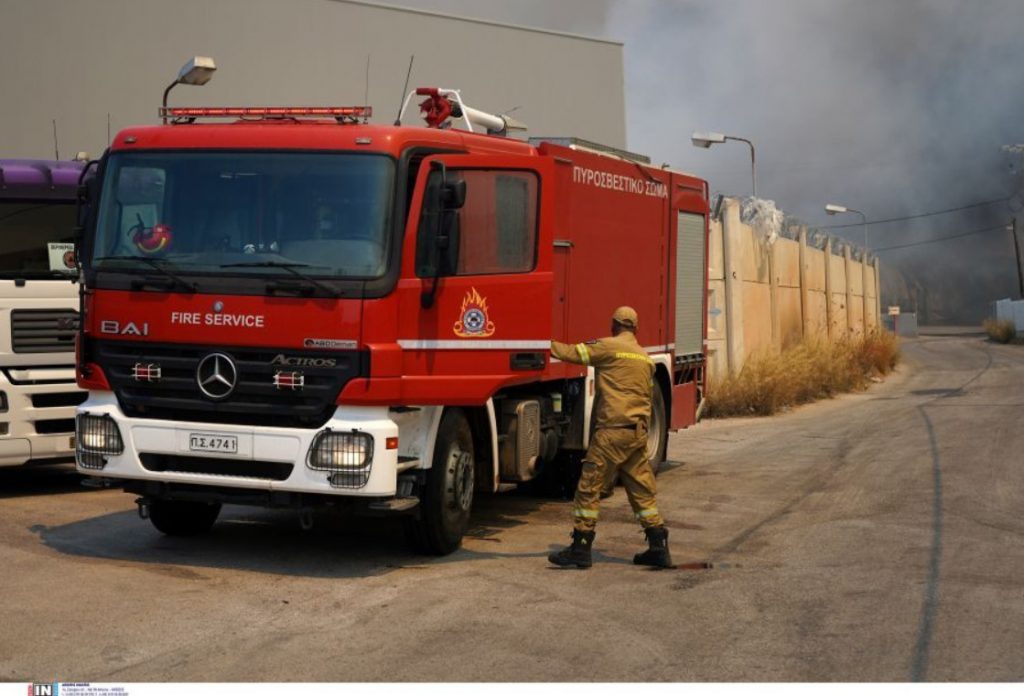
[741,226,770,284]
[708,219,724,282]
[806,247,826,292]
[742,282,772,356]
[775,239,801,288]
[806,291,829,338]
[850,263,864,296]
[830,293,849,337]
[850,301,865,337]
[830,254,847,290]
[777,287,803,348]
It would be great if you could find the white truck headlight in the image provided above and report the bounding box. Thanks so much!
[307,429,373,471]
[76,413,124,470]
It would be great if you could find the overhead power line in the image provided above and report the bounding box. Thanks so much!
[820,197,1008,229]
[874,223,1010,252]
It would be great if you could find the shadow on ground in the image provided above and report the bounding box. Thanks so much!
[32,487,557,580]
[0,464,83,499]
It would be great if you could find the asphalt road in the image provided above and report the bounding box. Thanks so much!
[2,332,1022,682]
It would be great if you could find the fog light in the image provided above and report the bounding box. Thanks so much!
[76,413,123,470]
[307,429,372,471]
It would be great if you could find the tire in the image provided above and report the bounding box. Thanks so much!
[646,380,668,474]
[404,409,475,555]
[148,499,221,536]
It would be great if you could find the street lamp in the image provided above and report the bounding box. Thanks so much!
[691,131,757,197]
[825,203,868,257]
[161,56,217,123]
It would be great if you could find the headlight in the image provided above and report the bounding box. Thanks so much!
[76,413,123,470]
[307,429,373,471]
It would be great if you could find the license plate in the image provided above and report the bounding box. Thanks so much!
[189,433,238,454]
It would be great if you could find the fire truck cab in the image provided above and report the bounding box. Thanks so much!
[75,83,709,554]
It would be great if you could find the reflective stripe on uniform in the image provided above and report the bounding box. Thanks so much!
[574,508,599,519]
[615,351,654,364]
[575,343,591,365]
[636,508,660,519]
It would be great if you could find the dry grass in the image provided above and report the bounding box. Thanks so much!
[983,318,1017,344]
[706,331,901,418]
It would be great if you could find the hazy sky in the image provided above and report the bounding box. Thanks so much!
[395,0,1024,317]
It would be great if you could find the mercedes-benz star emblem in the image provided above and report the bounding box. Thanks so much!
[212,301,224,313]
[196,353,237,400]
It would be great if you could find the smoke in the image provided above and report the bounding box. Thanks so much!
[400,0,1024,321]
[612,0,1024,322]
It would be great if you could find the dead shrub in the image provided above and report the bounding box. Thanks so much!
[983,318,1017,344]
[706,331,900,418]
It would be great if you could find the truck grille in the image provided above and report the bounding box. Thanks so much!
[11,309,79,354]
[94,340,368,429]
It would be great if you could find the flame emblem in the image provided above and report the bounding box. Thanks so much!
[453,287,496,338]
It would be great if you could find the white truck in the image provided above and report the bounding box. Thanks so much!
[0,159,86,468]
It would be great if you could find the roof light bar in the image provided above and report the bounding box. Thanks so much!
[161,106,373,119]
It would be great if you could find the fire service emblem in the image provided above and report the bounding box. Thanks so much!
[453,287,495,338]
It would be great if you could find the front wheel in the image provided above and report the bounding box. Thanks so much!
[404,409,475,555]
[148,499,221,536]
[647,381,668,474]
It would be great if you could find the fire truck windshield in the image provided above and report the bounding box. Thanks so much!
[91,151,394,283]
[0,202,77,279]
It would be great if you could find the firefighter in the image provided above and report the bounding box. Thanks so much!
[547,307,674,569]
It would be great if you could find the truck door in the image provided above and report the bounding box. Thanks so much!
[397,154,554,403]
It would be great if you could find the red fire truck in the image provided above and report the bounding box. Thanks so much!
[75,79,709,554]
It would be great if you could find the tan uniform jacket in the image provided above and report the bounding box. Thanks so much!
[551,331,655,429]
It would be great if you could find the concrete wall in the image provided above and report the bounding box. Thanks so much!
[707,198,883,381]
[0,0,625,159]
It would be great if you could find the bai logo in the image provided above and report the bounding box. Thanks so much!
[99,320,149,337]
[30,684,59,696]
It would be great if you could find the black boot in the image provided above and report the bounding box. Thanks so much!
[633,526,673,569]
[548,529,595,568]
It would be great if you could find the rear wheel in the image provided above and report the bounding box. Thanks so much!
[404,409,475,555]
[647,381,668,474]
[148,499,221,536]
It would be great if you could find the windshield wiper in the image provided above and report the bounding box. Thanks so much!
[220,261,340,298]
[94,255,197,292]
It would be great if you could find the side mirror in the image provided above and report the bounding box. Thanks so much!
[442,179,466,210]
[74,162,100,240]
[419,163,465,308]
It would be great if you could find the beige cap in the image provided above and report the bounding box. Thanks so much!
[612,306,638,330]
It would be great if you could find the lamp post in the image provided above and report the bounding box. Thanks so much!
[1008,219,1024,299]
[825,203,868,255]
[161,56,217,124]
[691,131,757,197]
[826,203,873,333]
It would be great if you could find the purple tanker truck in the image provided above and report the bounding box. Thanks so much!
[0,159,86,468]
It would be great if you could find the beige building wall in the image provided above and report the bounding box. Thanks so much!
[0,0,625,159]
[711,199,881,379]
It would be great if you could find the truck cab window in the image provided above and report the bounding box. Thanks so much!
[416,169,538,277]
